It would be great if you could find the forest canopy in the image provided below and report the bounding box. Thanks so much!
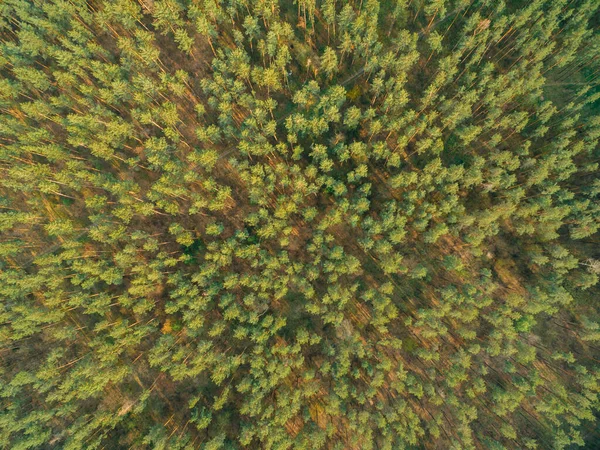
[1,0,600,449]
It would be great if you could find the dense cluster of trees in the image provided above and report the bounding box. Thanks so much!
[1,0,599,448]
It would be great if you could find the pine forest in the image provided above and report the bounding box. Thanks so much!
[1,0,600,449]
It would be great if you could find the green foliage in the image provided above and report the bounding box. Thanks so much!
[0,0,599,449]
